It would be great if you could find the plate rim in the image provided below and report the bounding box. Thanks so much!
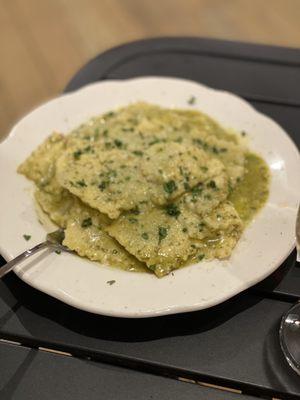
[0,76,299,318]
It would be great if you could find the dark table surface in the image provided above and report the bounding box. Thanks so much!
[1,37,300,399]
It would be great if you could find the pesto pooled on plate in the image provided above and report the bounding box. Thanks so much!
[18,103,270,277]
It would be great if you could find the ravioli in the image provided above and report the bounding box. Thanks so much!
[106,200,243,277]
[18,132,66,195]
[63,211,146,272]
[56,140,226,218]
[18,132,146,270]
[106,207,195,277]
[18,102,270,277]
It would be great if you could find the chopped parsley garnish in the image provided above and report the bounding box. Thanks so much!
[191,184,203,197]
[188,96,196,105]
[193,138,203,146]
[198,222,205,231]
[122,127,134,132]
[76,179,87,187]
[81,218,92,228]
[73,146,92,159]
[114,139,123,148]
[182,227,188,233]
[125,176,131,181]
[107,170,117,179]
[73,149,82,160]
[198,254,205,261]
[212,146,219,154]
[112,249,118,254]
[158,226,168,243]
[107,280,116,285]
[148,264,157,271]
[163,180,177,194]
[204,194,212,200]
[55,250,61,254]
[98,181,108,190]
[184,182,190,191]
[149,138,160,146]
[141,232,149,240]
[98,170,117,190]
[84,145,92,153]
[104,111,115,118]
[128,218,138,223]
[103,129,109,137]
[132,150,143,156]
[23,234,31,241]
[130,207,140,215]
[200,166,208,172]
[207,180,217,189]
[165,203,181,218]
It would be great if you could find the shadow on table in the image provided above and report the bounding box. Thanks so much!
[0,250,294,344]
[0,349,37,399]
[0,279,258,342]
[1,252,299,396]
[0,289,283,345]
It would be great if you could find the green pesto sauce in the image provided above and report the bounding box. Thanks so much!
[23,103,270,277]
[229,152,270,224]
[108,260,149,273]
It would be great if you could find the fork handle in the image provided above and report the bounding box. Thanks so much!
[0,241,49,279]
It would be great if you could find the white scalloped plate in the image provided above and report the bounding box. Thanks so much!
[0,77,299,318]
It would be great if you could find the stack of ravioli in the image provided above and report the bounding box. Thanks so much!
[18,103,247,277]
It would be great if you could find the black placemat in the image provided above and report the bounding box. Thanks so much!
[1,38,300,399]
[1,273,299,398]
[2,342,260,400]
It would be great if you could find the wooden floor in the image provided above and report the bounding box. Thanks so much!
[1,0,300,139]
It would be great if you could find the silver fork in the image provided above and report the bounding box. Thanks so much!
[0,229,68,279]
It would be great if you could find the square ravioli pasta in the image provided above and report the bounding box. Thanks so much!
[106,208,194,277]
[55,140,225,219]
[106,201,243,277]
[17,102,270,278]
[18,132,147,271]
